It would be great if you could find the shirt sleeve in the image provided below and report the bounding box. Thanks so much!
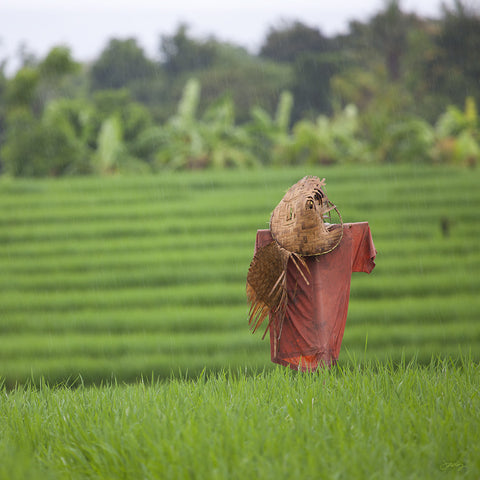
[349,223,377,273]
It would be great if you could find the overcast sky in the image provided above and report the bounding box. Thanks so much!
[1,0,448,74]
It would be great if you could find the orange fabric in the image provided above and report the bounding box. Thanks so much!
[255,222,376,371]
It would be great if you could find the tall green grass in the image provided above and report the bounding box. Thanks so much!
[1,359,479,480]
[1,164,479,385]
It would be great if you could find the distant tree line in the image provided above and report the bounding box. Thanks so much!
[0,0,478,176]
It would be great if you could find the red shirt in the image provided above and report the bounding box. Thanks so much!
[255,222,376,371]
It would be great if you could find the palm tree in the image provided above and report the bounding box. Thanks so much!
[370,0,412,81]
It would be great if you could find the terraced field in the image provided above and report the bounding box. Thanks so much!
[1,165,479,386]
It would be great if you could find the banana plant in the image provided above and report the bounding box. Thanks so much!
[153,78,258,169]
[434,97,479,166]
[246,90,293,165]
[279,104,370,165]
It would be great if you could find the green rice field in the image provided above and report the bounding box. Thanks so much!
[1,164,479,386]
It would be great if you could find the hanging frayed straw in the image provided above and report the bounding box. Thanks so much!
[246,241,309,338]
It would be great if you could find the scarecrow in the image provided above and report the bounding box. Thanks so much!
[247,176,376,371]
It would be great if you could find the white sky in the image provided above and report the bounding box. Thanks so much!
[0,0,448,74]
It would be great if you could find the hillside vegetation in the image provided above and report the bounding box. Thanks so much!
[1,1,479,175]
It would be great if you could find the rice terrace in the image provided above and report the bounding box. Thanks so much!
[1,164,480,479]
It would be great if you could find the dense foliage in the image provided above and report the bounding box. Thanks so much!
[0,0,479,176]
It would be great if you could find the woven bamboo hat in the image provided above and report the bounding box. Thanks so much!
[270,176,343,256]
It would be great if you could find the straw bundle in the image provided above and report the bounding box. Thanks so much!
[246,241,308,338]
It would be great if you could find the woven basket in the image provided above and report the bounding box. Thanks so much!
[270,176,343,256]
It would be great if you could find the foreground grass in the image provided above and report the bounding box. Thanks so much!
[1,358,479,480]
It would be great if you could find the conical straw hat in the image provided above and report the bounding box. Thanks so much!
[270,176,343,256]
